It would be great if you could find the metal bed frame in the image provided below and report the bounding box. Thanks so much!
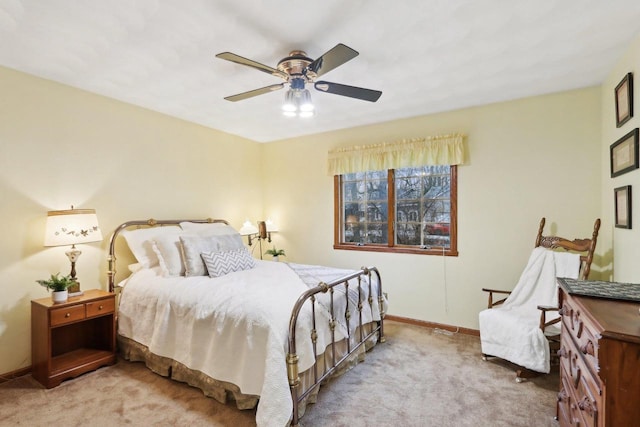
[107,218,386,426]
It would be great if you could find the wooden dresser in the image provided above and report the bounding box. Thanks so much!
[557,280,640,427]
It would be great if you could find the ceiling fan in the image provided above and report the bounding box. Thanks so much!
[215,43,382,117]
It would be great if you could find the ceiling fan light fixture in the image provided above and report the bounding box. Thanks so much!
[282,90,297,112]
[282,88,314,117]
[299,89,314,112]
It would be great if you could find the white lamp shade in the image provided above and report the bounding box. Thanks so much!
[239,220,259,236]
[265,218,279,232]
[44,208,103,247]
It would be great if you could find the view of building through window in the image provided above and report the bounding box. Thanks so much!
[338,165,455,254]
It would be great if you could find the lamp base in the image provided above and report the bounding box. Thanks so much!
[67,281,82,296]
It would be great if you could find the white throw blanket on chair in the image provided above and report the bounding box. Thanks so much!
[478,247,580,373]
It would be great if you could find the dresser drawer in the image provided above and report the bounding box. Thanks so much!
[86,298,115,318]
[50,304,85,326]
[562,343,600,427]
[560,299,600,378]
[558,364,582,427]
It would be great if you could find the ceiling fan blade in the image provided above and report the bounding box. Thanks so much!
[314,81,382,102]
[224,83,285,102]
[216,52,289,80]
[306,43,359,78]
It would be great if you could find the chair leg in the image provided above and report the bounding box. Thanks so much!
[515,368,541,383]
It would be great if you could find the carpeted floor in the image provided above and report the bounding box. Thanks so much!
[0,321,559,427]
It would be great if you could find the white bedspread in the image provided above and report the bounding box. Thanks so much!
[478,247,580,373]
[117,260,383,427]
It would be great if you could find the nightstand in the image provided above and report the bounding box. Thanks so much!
[31,289,116,388]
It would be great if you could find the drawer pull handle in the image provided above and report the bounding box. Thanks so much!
[575,320,583,338]
[580,341,595,356]
[65,313,71,318]
[577,396,595,416]
[572,367,581,389]
[98,305,103,310]
[557,388,568,402]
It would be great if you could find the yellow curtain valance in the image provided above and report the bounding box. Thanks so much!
[327,133,466,175]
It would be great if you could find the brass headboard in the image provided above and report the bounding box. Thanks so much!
[107,218,229,292]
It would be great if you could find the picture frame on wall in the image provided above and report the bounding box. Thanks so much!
[610,128,639,177]
[614,185,632,229]
[615,72,633,128]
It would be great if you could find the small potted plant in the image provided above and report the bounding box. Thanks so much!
[264,246,286,262]
[36,273,78,303]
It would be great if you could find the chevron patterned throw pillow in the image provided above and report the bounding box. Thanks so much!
[201,248,256,278]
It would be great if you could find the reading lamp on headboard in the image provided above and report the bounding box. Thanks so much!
[239,219,278,259]
[44,206,103,296]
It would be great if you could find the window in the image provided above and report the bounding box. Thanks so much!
[334,165,457,256]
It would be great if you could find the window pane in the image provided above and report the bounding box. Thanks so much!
[396,200,419,222]
[344,202,363,219]
[395,167,423,178]
[366,179,388,201]
[424,234,451,248]
[344,223,364,243]
[343,172,365,181]
[343,180,362,202]
[366,170,387,180]
[395,176,420,199]
[365,222,388,244]
[366,202,388,222]
[396,222,420,245]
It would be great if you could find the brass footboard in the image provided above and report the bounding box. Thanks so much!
[287,267,385,427]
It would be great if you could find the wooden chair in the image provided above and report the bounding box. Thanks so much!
[480,217,600,381]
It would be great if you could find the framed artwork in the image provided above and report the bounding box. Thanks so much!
[615,72,633,128]
[614,185,632,229]
[610,128,639,177]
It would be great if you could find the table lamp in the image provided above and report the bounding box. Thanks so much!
[44,207,103,296]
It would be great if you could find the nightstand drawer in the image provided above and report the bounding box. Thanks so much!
[50,304,85,326]
[86,298,115,318]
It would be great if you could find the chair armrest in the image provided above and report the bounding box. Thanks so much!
[482,288,512,309]
[537,305,560,331]
[481,288,512,295]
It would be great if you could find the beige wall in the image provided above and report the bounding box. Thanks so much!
[0,67,263,374]
[263,87,602,329]
[601,33,640,282]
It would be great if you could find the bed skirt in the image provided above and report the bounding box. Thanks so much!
[117,322,378,420]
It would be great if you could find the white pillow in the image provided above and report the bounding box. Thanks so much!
[179,222,239,235]
[121,226,181,268]
[152,233,185,277]
[201,248,256,278]
[180,234,245,277]
[128,263,144,274]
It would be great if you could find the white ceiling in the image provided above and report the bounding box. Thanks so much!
[1,1,640,143]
